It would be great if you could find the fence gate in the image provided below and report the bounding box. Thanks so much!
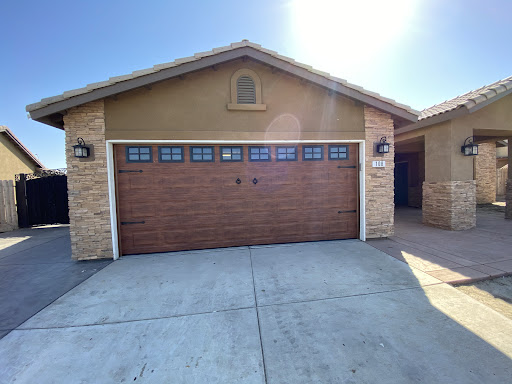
[15,170,69,228]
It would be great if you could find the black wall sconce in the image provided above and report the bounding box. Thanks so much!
[73,137,90,158]
[376,137,390,154]
[461,136,479,156]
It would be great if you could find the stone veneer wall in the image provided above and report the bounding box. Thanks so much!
[364,106,395,238]
[422,180,476,230]
[475,142,496,204]
[506,180,512,219]
[64,100,113,260]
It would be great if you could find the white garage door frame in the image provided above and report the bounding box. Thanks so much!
[106,139,366,260]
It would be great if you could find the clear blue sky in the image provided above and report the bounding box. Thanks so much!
[1,0,511,169]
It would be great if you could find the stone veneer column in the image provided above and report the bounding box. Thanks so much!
[364,106,395,238]
[422,180,476,230]
[475,142,496,204]
[64,100,113,260]
[506,141,512,219]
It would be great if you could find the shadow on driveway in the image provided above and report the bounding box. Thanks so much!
[0,225,111,339]
[1,240,511,383]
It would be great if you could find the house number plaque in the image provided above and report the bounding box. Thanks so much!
[372,161,386,167]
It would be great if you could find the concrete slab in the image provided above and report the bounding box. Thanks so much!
[250,240,441,306]
[0,225,70,260]
[19,248,255,328]
[258,284,512,384]
[373,208,512,284]
[0,261,108,330]
[0,226,111,338]
[427,267,490,283]
[0,308,264,384]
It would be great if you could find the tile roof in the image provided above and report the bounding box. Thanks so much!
[0,126,45,169]
[420,76,512,120]
[26,40,418,117]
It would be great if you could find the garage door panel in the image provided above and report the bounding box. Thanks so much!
[115,144,359,255]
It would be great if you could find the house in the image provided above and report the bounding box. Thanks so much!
[0,126,45,182]
[26,40,420,260]
[394,77,512,228]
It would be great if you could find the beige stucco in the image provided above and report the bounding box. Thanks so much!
[396,94,512,184]
[455,94,512,133]
[0,135,38,182]
[105,59,365,141]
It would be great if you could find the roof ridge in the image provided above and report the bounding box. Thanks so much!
[26,40,418,116]
[0,126,45,169]
[420,75,512,120]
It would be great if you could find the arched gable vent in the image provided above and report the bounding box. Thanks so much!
[228,68,266,111]
[237,76,256,104]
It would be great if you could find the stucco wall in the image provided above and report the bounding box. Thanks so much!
[0,135,38,181]
[104,59,365,141]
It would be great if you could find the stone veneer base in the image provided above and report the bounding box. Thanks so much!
[422,180,476,230]
[506,180,512,219]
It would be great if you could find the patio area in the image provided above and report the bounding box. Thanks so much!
[368,206,512,283]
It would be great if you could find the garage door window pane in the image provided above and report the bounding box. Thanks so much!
[126,146,153,163]
[303,145,324,161]
[328,145,349,160]
[249,146,271,162]
[220,146,243,162]
[276,146,297,161]
[190,146,215,162]
[158,146,184,163]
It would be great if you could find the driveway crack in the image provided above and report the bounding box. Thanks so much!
[248,246,268,384]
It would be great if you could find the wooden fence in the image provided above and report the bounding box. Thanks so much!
[0,180,18,232]
[497,165,508,197]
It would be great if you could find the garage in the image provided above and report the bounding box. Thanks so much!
[26,40,420,260]
[115,143,359,255]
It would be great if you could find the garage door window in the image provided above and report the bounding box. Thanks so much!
[220,146,243,162]
[126,146,153,163]
[303,145,324,161]
[158,146,184,163]
[249,146,271,162]
[328,145,349,160]
[190,146,215,162]
[276,146,297,161]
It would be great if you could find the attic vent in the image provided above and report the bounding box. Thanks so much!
[237,76,256,104]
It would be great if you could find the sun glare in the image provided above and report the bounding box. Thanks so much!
[290,0,418,78]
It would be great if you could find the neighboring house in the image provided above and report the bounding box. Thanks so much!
[395,76,512,229]
[0,126,45,181]
[26,40,419,260]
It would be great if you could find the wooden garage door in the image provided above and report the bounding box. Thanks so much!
[115,144,359,255]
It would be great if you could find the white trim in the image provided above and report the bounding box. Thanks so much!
[359,141,366,241]
[105,139,367,258]
[106,142,120,260]
[106,139,365,144]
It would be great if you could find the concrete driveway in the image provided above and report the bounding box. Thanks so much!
[0,225,111,339]
[1,240,511,383]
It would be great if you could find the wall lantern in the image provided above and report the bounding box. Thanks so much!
[376,137,390,154]
[461,136,479,156]
[73,137,90,158]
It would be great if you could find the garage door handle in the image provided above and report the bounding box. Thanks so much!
[337,166,356,169]
[338,210,356,214]
[236,178,241,184]
[119,170,143,173]
[253,178,258,184]
[121,221,145,225]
